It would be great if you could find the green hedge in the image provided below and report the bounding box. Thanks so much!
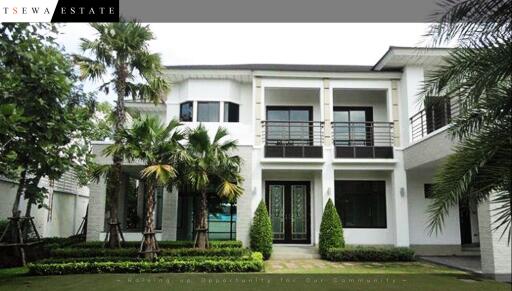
[50,247,249,259]
[250,201,273,260]
[69,240,242,249]
[324,247,415,262]
[28,252,264,275]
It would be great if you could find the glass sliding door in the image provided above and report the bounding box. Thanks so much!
[333,107,373,146]
[266,106,312,146]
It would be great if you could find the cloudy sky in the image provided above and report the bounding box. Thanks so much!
[57,23,436,102]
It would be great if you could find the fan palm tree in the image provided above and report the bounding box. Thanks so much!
[75,22,170,248]
[184,125,244,249]
[109,116,187,260]
[422,0,511,241]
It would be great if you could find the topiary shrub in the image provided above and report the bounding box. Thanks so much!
[249,200,273,260]
[319,198,344,258]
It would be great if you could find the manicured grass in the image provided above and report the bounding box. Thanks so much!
[0,262,509,291]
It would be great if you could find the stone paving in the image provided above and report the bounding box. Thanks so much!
[265,259,357,272]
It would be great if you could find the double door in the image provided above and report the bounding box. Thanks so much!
[265,181,311,244]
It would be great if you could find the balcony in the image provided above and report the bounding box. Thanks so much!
[410,97,460,142]
[332,121,394,159]
[262,121,324,158]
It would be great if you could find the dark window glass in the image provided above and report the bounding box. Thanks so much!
[424,184,434,199]
[334,180,387,228]
[180,102,193,122]
[333,107,373,146]
[266,107,312,146]
[425,96,452,133]
[224,102,239,122]
[198,102,220,122]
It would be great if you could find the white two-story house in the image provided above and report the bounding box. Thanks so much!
[86,46,511,279]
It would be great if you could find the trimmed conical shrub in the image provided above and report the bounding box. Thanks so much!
[250,200,273,259]
[319,198,345,258]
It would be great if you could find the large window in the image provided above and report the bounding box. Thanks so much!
[224,102,239,122]
[180,101,193,122]
[266,106,312,145]
[333,107,373,146]
[334,180,386,228]
[121,177,164,231]
[197,101,220,122]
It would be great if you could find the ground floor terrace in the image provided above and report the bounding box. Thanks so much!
[86,163,479,255]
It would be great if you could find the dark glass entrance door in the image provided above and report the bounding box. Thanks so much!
[265,181,311,244]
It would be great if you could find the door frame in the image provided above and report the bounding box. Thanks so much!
[265,181,311,244]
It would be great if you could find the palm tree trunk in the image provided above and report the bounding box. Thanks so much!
[107,65,128,248]
[140,180,158,260]
[194,189,209,249]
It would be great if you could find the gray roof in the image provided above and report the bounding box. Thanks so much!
[165,64,385,72]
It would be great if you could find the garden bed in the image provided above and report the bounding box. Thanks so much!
[28,252,264,275]
[323,246,415,262]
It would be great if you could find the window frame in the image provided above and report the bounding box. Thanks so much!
[179,101,193,122]
[334,180,387,229]
[197,101,220,122]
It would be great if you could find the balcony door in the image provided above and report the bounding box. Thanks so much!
[266,106,312,146]
[333,107,373,146]
[266,181,311,244]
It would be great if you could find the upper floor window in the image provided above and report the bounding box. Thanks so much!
[197,101,220,122]
[180,101,193,122]
[224,102,239,122]
[333,106,373,146]
[424,184,434,199]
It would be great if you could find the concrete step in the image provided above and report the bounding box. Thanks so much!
[271,245,320,259]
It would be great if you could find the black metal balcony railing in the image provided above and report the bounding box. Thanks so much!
[332,121,394,159]
[409,97,460,142]
[262,121,324,158]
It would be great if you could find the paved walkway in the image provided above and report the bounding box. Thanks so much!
[420,256,482,274]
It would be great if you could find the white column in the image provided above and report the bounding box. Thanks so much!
[391,150,410,246]
[478,195,512,282]
[161,187,178,240]
[86,176,107,241]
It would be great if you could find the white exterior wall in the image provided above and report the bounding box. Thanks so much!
[167,79,253,145]
[478,196,512,281]
[399,66,424,146]
[407,170,461,245]
[0,172,89,238]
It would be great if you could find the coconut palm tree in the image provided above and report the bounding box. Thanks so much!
[109,116,187,260]
[76,22,170,248]
[184,125,244,249]
[422,0,511,240]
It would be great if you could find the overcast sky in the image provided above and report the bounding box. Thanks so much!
[57,23,436,102]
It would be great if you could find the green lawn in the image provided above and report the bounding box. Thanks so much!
[0,262,509,291]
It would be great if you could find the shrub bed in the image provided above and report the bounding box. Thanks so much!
[50,246,249,259]
[68,240,242,249]
[28,252,264,275]
[324,247,415,262]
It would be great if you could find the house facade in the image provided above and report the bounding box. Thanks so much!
[85,47,511,279]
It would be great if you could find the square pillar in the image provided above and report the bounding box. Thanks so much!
[478,195,512,282]
[323,79,333,146]
[392,150,410,246]
[254,77,263,146]
[86,176,107,241]
[161,187,178,240]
